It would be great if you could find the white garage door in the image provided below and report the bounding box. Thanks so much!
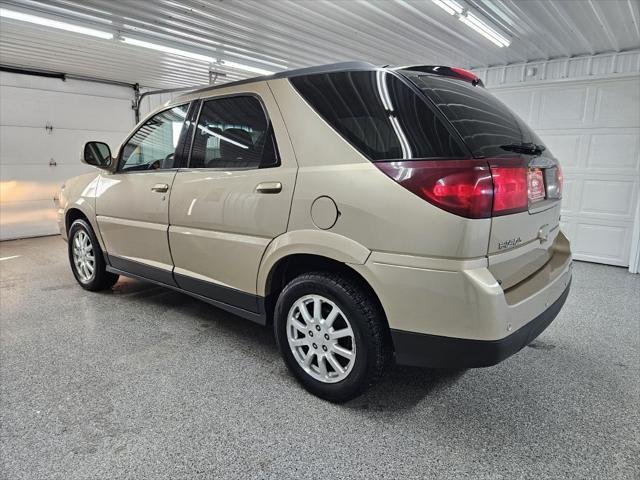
[491,76,640,267]
[0,72,135,240]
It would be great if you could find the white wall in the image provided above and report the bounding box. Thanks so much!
[489,75,640,267]
[0,72,135,240]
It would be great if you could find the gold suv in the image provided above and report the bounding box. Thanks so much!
[58,63,572,402]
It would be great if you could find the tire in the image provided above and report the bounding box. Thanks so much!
[274,272,391,402]
[68,219,119,291]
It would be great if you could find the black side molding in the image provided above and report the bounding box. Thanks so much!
[174,273,259,313]
[105,255,266,325]
[107,254,177,286]
[391,280,571,369]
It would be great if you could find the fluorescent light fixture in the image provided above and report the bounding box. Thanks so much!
[431,0,510,48]
[431,0,463,15]
[121,36,212,62]
[221,60,274,76]
[459,15,510,47]
[461,13,510,47]
[0,8,113,39]
[121,36,275,75]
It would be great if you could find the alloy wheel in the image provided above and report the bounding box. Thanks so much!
[286,294,356,383]
[72,229,95,283]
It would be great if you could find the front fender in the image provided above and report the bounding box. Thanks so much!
[257,229,371,296]
[59,174,105,251]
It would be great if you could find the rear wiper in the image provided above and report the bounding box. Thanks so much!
[500,142,546,155]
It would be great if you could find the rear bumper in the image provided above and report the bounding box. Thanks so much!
[391,280,571,368]
[349,231,573,368]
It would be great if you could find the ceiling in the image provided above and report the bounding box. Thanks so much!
[1,0,639,89]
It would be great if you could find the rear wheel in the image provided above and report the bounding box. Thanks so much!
[274,272,390,402]
[68,219,118,291]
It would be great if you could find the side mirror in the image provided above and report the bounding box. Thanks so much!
[82,141,113,169]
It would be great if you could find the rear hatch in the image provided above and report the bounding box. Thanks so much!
[401,69,563,289]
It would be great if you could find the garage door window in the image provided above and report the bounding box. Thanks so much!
[119,104,190,172]
[189,95,279,169]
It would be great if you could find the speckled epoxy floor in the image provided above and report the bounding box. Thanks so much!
[1,235,638,480]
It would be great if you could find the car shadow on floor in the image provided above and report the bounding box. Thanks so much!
[345,365,466,412]
[104,277,466,410]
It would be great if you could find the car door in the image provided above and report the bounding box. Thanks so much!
[95,103,192,285]
[168,85,297,315]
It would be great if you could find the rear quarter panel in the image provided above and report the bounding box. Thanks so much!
[268,78,491,260]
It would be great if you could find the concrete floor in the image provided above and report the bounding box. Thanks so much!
[0,236,638,480]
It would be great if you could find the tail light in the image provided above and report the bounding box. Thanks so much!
[376,160,494,218]
[491,166,528,215]
[375,158,530,219]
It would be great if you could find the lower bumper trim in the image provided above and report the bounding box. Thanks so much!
[391,280,571,369]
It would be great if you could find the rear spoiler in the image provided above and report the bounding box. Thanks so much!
[392,65,484,87]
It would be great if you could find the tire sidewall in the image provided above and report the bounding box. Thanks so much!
[274,274,374,401]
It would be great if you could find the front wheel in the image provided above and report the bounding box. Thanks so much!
[274,272,391,402]
[68,219,119,291]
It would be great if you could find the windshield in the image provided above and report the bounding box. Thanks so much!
[400,70,550,158]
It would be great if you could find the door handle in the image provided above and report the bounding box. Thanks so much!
[151,183,169,193]
[255,182,282,194]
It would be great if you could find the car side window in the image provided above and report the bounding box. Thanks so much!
[119,104,189,172]
[189,95,279,169]
[290,71,466,161]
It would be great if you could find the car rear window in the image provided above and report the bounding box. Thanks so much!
[290,70,467,161]
[401,70,548,158]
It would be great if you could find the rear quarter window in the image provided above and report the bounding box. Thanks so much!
[290,70,467,161]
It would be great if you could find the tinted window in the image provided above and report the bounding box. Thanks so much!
[189,96,278,169]
[120,104,189,172]
[403,71,548,158]
[290,70,466,161]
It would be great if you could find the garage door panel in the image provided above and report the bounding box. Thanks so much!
[493,76,640,266]
[594,82,640,127]
[560,178,580,214]
[0,126,127,166]
[539,87,588,127]
[0,199,59,240]
[587,133,640,170]
[1,164,96,203]
[0,86,133,131]
[0,72,135,240]
[580,180,637,218]
[571,222,631,266]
